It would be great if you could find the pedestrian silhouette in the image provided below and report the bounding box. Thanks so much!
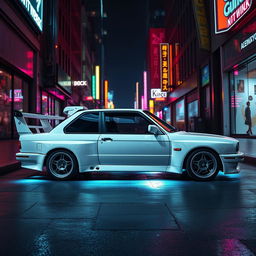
[245,101,252,135]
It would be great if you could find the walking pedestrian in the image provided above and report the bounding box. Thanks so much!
[245,101,252,135]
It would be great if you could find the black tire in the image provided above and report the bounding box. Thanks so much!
[46,150,78,180]
[186,149,221,181]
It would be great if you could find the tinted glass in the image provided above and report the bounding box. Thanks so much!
[65,112,99,133]
[104,112,151,134]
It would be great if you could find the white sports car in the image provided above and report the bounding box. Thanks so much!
[14,108,244,181]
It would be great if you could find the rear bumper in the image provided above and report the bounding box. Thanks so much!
[219,152,244,174]
[16,152,45,171]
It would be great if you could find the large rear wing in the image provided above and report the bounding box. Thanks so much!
[14,110,65,135]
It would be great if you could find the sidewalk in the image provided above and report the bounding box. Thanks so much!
[238,138,256,165]
[0,140,20,174]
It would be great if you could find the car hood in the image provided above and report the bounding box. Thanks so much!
[169,131,238,142]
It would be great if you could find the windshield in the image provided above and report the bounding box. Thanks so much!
[143,111,177,133]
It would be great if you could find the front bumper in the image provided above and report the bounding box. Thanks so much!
[219,152,244,174]
[16,152,45,171]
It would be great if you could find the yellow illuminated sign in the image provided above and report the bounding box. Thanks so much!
[104,80,108,109]
[160,43,169,92]
[193,0,210,50]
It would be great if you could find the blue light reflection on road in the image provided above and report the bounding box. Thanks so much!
[8,171,240,188]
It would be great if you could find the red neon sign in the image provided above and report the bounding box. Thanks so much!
[148,28,166,89]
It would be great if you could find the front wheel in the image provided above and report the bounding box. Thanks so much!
[46,150,78,180]
[186,149,221,181]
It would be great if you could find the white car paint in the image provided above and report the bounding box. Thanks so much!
[15,109,244,178]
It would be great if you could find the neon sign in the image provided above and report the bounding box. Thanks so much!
[148,29,166,89]
[214,0,252,34]
[72,81,88,86]
[19,0,43,31]
[160,43,169,92]
[241,32,256,50]
[151,89,167,99]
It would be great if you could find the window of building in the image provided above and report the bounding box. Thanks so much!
[230,58,256,135]
[104,112,151,134]
[0,70,12,138]
[0,69,29,139]
[65,112,99,133]
[175,99,185,130]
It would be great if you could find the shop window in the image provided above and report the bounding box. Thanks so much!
[13,76,23,111]
[164,106,171,125]
[231,59,256,135]
[175,99,185,130]
[42,92,48,115]
[0,70,12,138]
[188,100,199,131]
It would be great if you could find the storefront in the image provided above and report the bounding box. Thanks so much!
[161,73,199,131]
[0,0,41,139]
[0,68,30,139]
[222,17,256,137]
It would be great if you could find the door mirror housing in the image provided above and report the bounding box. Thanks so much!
[148,125,161,135]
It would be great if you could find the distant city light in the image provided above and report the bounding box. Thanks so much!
[136,82,139,109]
[143,71,148,110]
[92,75,96,99]
[104,80,109,108]
[149,100,154,114]
[95,66,100,100]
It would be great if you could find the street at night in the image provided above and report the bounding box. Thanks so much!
[1,0,256,255]
[0,163,256,255]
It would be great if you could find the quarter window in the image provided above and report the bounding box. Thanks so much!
[65,112,99,133]
[104,112,151,134]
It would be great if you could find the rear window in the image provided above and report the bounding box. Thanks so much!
[65,112,99,133]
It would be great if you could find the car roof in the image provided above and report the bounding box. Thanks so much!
[80,109,145,113]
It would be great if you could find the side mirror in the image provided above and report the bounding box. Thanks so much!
[148,125,161,135]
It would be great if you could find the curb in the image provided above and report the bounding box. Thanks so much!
[0,162,21,176]
[244,156,256,166]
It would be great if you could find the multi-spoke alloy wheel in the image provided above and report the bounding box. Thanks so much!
[186,149,220,181]
[46,150,78,180]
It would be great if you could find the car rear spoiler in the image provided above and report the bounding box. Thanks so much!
[14,110,65,135]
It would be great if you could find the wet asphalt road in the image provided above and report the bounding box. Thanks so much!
[0,163,256,256]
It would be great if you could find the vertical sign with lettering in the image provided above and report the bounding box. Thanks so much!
[193,0,210,50]
[160,43,169,92]
[148,28,166,89]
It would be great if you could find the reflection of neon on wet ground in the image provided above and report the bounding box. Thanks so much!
[146,180,164,189]
[217,172,240,179]
[10,176,50,185]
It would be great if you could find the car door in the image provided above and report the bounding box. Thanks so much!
[98,111,170,171]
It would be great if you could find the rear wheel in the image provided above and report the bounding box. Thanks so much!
[186,149,220,181]
[46,150,78,180]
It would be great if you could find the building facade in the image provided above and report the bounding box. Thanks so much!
[210,0,256,138]
[0,0,42,139]
[0,0,99,141]
[147,0,256,139]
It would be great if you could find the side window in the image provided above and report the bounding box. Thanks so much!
[65,112,99,133]
[104,112,151,134]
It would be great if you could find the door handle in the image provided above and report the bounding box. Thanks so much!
[101,137,113,142]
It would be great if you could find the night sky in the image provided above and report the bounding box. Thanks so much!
[105,0,148,108]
